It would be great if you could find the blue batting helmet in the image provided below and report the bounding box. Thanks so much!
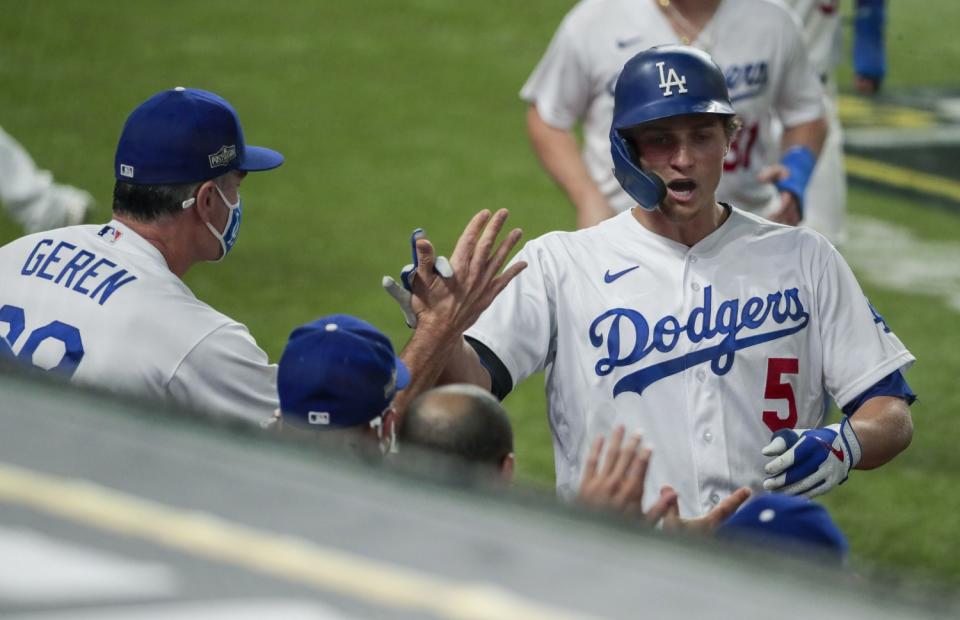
[610,45,734,210]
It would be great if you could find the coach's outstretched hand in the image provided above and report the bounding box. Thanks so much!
[577,426,678,525]
[408,208,526,336]
[663,487,752,534]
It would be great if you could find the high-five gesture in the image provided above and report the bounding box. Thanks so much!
[407,208,526,336]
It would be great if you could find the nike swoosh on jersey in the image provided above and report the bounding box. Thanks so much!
[604,266,640,283]
[616,36,645,49]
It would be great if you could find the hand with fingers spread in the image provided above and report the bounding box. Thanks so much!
[407,208,526,336]
[761,416,862,498]
[576,425,678,525]
[663,487,753,535]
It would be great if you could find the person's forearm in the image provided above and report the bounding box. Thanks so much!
[393,320,490,422]
[526,104,614,228]
[850,396,913,470]
[781,117,827,158]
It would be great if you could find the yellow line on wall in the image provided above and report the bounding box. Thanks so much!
[0,462,595,620]
[845,154,960,203]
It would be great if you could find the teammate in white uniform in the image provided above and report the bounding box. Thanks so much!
[0,87,284,424]
[782,0,887,244]
[522,0,827,230]
[0,125,92,233]
[404,46,914,518]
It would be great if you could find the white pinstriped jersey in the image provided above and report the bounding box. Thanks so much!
[466,208,913,517]
[521,0,825,215]
[0,220,277,424]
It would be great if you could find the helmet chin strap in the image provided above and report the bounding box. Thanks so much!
[610,128,667,210]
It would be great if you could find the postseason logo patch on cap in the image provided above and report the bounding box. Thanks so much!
[208,144,237,168]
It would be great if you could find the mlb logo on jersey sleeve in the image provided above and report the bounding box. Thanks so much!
[656,61,687,96]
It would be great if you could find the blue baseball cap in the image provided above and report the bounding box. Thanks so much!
[115,87,284,185]
[278,314,410,429]
[716,494,849,563]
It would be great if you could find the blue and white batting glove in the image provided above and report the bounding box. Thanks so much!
[761,416,862,498]
[382,228,453,328]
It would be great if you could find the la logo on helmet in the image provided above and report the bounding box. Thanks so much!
[656,61,688,97]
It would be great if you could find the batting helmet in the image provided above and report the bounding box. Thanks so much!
[610,45,734,210]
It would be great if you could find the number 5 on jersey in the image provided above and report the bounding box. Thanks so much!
[763,357,799,432]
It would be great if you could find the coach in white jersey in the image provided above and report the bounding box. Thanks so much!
[0,87,284,424]
[523,0,827,231]
[407,46,914,518]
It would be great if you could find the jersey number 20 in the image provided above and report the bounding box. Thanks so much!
[0,304,85,378]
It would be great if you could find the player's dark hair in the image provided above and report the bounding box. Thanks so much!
[112,181,201,222]
[400,384,513,468]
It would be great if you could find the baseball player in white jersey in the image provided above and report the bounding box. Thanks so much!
[781,0,887,244]
[403,46,914,518]
[0,124,92,233]
[0,88,284,424]
[523,0,827,230]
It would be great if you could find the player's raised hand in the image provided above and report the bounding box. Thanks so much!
[407,209,526,336]
[382,228,454,328]
[577,425,678,525]
[761,416,862,498]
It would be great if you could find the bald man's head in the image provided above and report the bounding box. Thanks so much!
[400,384,513,474]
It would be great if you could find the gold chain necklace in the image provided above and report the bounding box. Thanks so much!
[656,0,716,50]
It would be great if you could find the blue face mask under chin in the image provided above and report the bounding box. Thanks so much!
[208,184,243,261]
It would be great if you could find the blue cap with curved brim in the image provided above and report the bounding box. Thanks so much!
[278,314,410,430]
[716,494,849,564]
[115,87,284,185]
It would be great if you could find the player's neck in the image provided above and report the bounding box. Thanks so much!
[632,202,729,247]
[113,213,196,278]
[656,0,721,44]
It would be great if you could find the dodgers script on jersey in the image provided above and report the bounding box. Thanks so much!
[0,221,278,423]
[465,209,913,517]
[521,0,824,215]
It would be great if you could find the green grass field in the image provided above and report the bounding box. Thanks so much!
[1,0,958,590]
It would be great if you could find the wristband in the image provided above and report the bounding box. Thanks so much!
[774,145,816,218]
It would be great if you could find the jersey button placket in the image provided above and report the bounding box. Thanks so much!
[684,250,710,513]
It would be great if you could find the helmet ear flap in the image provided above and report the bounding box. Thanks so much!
[610,128,666,211]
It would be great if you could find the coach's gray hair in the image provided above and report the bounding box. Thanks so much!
[112,172,231,222]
